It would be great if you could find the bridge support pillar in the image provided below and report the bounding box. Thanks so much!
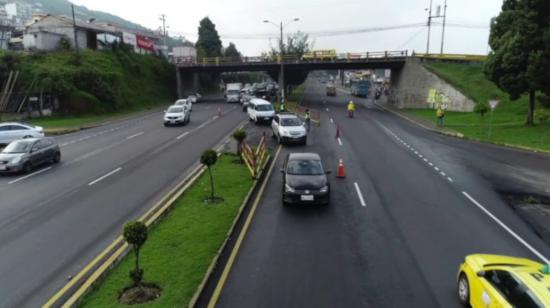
[279,64,285,102]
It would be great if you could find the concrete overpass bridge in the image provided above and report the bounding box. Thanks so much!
[176,50,409,97]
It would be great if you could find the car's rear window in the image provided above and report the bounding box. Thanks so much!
[281,118,302,126]
[255,104,273,111]
[168,107,184,113]
[287,159,324,175]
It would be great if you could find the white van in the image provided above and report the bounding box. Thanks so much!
[247,98,275,124]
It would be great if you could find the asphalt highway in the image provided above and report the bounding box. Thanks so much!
[213,79,550,307]
[0,100,246,307]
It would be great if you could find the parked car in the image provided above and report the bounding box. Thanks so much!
[174,99,192,111]
[281,153,331,205]
[247,98,275,124]
[272,113,307,145]
[163,106,190,126]
[0,122,44,145]
[457,254,550,307]
[0,137,61,174]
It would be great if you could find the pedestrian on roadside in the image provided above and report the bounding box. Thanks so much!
[279,101,285,113]
[436,107,445,127]
[304,109,311,131]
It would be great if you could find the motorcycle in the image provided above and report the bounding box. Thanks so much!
[348,109,354,118]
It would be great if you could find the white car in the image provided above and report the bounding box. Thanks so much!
[163,106,190,126]
[174,99,192,111]
[0,122,44,145]
[272,113,307,145]
[247,98,275,124]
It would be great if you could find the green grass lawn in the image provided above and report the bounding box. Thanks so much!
[29,101,169,130]
[79,154,254,307]
[405,62,550,151]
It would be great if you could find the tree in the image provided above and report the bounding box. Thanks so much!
[474,101,490,118]
[271,31,313,57]
[484,0,550,125]
[201,149,218,200]
[224,42,241,58]
[232,128,247,159]
[123,221,148,286]
[196,17,222,58]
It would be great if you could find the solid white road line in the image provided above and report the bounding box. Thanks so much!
[88,167,122,186]
[462,192,550,264]
[337,138,343,146]
[126,132,144,140]
[354,182,367,207]
[9,167,52,185]
[176,132,190,140]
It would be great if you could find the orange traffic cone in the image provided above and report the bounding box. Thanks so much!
[336,159,346,178]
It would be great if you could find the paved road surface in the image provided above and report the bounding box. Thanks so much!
[214,79,550,307]
[0,100,245,307]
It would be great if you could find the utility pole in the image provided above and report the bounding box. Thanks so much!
[440,0,448,55]
[71,4,79,53]
[159,14,167,52]
[426,0,433,55]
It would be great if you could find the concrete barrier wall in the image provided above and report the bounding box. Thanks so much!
[392,58,476,112]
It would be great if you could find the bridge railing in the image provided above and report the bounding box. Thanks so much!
[414,52,486,62]
[176,50,409,67]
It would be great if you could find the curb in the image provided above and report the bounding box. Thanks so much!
[373,101,465,138]
[187,153,272,308]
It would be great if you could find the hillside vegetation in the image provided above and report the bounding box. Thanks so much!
[0,49,176,115]
[406,62,550,151]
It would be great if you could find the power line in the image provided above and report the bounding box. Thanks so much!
[169,21,489,41]
[397,27,426,50]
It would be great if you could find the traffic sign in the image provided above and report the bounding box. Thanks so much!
[489,99,500,110]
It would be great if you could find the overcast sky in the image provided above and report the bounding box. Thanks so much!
[70,0,503,56]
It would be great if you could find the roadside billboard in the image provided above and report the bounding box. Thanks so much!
[122,32,137,48]
[136,35,155,52]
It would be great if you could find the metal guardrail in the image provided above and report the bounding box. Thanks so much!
[414,53,487,62]
[176,50,409,67]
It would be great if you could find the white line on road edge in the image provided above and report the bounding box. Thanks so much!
[126,132,144,140]
[337,138,343,146]
[176,132,190,140]
[462,192,550,264]
[9,167,52,184]
[88,167,122,186]
[354,182,367,207]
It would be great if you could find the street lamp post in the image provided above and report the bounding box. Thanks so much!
[263,18,300,103]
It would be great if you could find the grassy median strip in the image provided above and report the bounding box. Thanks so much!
[79,154,254,307]
[405,62,550,151]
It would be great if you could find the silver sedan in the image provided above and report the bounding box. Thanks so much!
[0,138,61,174]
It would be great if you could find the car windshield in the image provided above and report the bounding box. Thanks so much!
[2,140,32,154]
[175,100,187,105]
[281,118,302,126]
[167,107,183,113]
[255,104,273,111]
[287,159,324,175]
[227,90,240,95]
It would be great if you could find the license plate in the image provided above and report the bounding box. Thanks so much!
[264,117,270,120]
[0,165,6,171]
[170,120,176,124]
[301,195,314,201]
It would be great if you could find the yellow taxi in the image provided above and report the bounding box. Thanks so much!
[457,254,550,307]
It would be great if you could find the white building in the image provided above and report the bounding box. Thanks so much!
[24,15,117,51]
